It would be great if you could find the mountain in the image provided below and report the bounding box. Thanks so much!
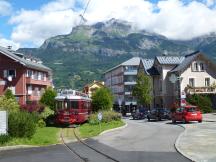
[18,18,216,89]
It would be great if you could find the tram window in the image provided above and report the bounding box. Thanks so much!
[70,101,78,109]
[67,101,71,109]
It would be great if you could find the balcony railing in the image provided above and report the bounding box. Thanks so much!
[186,86,216,94]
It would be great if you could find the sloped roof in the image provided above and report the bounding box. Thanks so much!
[0,46,51,72]
[156,56,185,65]
[170,51,211,73]
[141,59,160,75]
[104,57,141,73]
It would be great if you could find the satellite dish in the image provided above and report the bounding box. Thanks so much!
[7,76,12,82]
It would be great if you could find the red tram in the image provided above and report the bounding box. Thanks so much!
[55,90,91,124]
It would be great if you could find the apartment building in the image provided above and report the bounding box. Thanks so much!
[104,57,141,112]
[0,46,52,104]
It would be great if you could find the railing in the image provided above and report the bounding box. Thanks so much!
[186,87,216,94]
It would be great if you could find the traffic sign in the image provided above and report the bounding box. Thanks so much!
[98,112,103,121]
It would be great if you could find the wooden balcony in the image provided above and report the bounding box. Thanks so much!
[186,86,216,94]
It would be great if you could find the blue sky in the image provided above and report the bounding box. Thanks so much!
[0,0,216,49]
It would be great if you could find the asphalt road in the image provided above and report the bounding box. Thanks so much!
[0,119,191,162]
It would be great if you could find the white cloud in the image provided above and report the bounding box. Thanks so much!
[8,0,216,47]
[0,0,12,16]
[9,0,80,46]
[0,36,20,50]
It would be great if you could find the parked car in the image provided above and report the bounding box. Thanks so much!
[171,105,202,124]
[132,107,146,120]
[147,108,170,121]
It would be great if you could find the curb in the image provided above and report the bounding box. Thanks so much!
[99,121,128,136]
[174,124,196,162]
[0,145,38,151]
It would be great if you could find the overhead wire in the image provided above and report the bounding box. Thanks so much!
[79,0,91,25]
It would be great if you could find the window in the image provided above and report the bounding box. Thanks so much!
[194,63,198,71]
[71,101,78,109]
[189,78,195,87]
[3,69,16,78]
[205,78,210,87]
[26,70,32,77]
[200,63,204,71]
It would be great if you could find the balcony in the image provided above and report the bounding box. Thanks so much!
[186,86,216,94]
[26,77,51,86]
[125,92,132,95]
[124,70,137,75]
[124,81,136,85]
[125,101,137,105]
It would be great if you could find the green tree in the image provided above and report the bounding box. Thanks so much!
[40,87,57,110]
[91,87,113,112]
[0,96,19,112]
[4,89,16,100]
[132,71,152,107]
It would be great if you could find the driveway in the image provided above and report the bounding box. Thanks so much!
[0,119,190,162]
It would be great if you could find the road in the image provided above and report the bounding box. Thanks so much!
[0,119,190,162]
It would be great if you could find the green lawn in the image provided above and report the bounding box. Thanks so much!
[78,120,125,138]
[1,127,60,146]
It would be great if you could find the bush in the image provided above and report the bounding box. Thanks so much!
[8,111,38,138]
[39,107,54,119]
[0,134,10,145]
[187,94,212,113]
[0,96,19,112]
[88,111,121,125]
[21,101,44,113]
[37,119,46,128]
[91,88,113,112]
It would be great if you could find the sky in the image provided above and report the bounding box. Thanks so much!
[0,0,216,50]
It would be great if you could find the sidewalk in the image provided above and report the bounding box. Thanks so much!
[175,114,216,162]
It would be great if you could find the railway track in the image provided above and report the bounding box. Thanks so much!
[60,128,119,162]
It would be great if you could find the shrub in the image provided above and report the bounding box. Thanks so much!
[37,119,46,128]
[91,88,113,112]
[0,96,19,112]
[21,101,44,113]
[88,111,121,125]
[187,94,212,113]
[0,134,10,145]
[8,111,38,138]
[39,107,54,119]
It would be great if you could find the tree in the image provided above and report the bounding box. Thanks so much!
[91,87,113,112]
[0,96,19,112]
[132,71,152,107]
[4,89,16,100]
[40,87,57,110]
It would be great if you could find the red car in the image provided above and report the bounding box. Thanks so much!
[172,105,202,123]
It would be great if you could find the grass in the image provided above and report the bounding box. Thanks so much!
[78,120,125,138]
[0,127,60,146]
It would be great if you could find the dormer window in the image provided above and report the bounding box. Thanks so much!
[192,62,205,72]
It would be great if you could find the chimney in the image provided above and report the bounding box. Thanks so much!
[7,46,12,50]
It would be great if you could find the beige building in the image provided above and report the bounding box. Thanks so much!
[139,51,216,109]
[83,81,104,97]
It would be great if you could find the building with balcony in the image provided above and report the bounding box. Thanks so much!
[139,51,216,109]
[104,57,141,112]
[0,46,52,104]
